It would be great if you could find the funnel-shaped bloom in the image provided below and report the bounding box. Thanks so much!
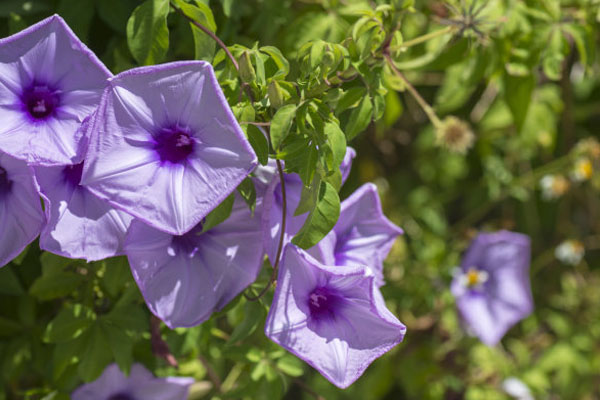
[81,61,257,235]
[265,245,405,388]
[262,147,356,263]
[451,230,533,346]
[72,363,193,400]
[124,196,263,328]
[0,15,111,166]
[309,183,402,286]
[33,117,133,261]
[0,152,45,267]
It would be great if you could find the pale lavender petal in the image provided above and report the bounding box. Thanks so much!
[261,172,306,264]
[340,146,356,184]
[82,61,257,235]
[124,196,263,328]
[314,183,402,286]
[0,15,111,165]
[265,245,405,388]
[0,152,45,267]
[452,230,533,346]
[72,363,194,400]
[34,163,133,262]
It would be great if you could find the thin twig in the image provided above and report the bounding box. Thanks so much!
[245,158,287,301]
[170,2,255,102]
[240,121,271,126]
[388,25,454,52]
[198,354,222,393]
[293,378,326,400]
[150,316,178,368]
[384,53,442,127]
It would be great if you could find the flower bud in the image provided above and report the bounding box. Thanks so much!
[435,116,475,154]
[238,51,256,83]
[268,80,284,109]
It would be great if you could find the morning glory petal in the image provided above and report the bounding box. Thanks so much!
[124,195,264,328]
[0,15,111,165]
[82,61,257,235]
[0,152,45,267]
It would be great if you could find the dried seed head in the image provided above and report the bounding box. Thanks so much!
[435,116,475,154]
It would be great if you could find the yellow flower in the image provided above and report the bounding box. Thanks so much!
[571,158,593,182]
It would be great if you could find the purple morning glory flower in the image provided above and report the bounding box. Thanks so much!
[308,183,402,286]
[0,152,45,267]
[262,147,356,264]
[71,363,194,400]
[81,61,257,235]
[451,230,533,346]
[0,15,111,166]
[33,116,133,261]
[265,244,406,388]
[123,195,263,328]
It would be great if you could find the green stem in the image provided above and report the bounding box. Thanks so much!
[388,26,454,52]
[384,53,442,127]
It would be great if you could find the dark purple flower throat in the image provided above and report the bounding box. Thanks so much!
[0,166,12,195]
[107,393,135,400]
[308,286,346,322]
[62,162,84,187]
[154,126,195,164]
[21,84,60,120]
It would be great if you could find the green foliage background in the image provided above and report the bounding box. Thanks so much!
[1,0,600,399]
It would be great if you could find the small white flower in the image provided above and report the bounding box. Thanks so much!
[502,377,534,400]
[555,240,585,266]
[539,174,569,200]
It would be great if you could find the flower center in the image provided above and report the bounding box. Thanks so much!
[62,162,84,187]
[22,84,60,120]
[170,222,204,255]
[462,267,489,289]
[107,393,135,400]
[154,127,195,164]
[0,166,12,196]
[307,287,345,322]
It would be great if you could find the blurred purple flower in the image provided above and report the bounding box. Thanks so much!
[0,15,111,166]
[71,363,193,400]
[265,244,406,388]
[0,152,45,267]
[451,230,533,346]
[309,183,402,286]
[124,196,263,328]
[81,61,257,235]
[33,115,133,261]
[262,147,356,263]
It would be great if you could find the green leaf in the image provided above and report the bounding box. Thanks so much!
[310,40,326,69]
[96,0,138,34]
[101,321,134,374]
[345,95,373,140]
[276,354,304,377]
[292,181,340,249]
[237,178,257,215]
[0,267,23,295]
[99,257,131,298]
[270,104,297,151]
[174,0,217,61]
[504,73,535,132]
[202,194,235,232]
[29,272,86,301]
[324,121,347,170]
[227,300,265,344]
[77,324,113,382]
[126,0,170,65]
[44,304,95,343]
[103,304,148,333]
[335,87,367,113]
[260,46,290,79]
[247,125,269,165]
